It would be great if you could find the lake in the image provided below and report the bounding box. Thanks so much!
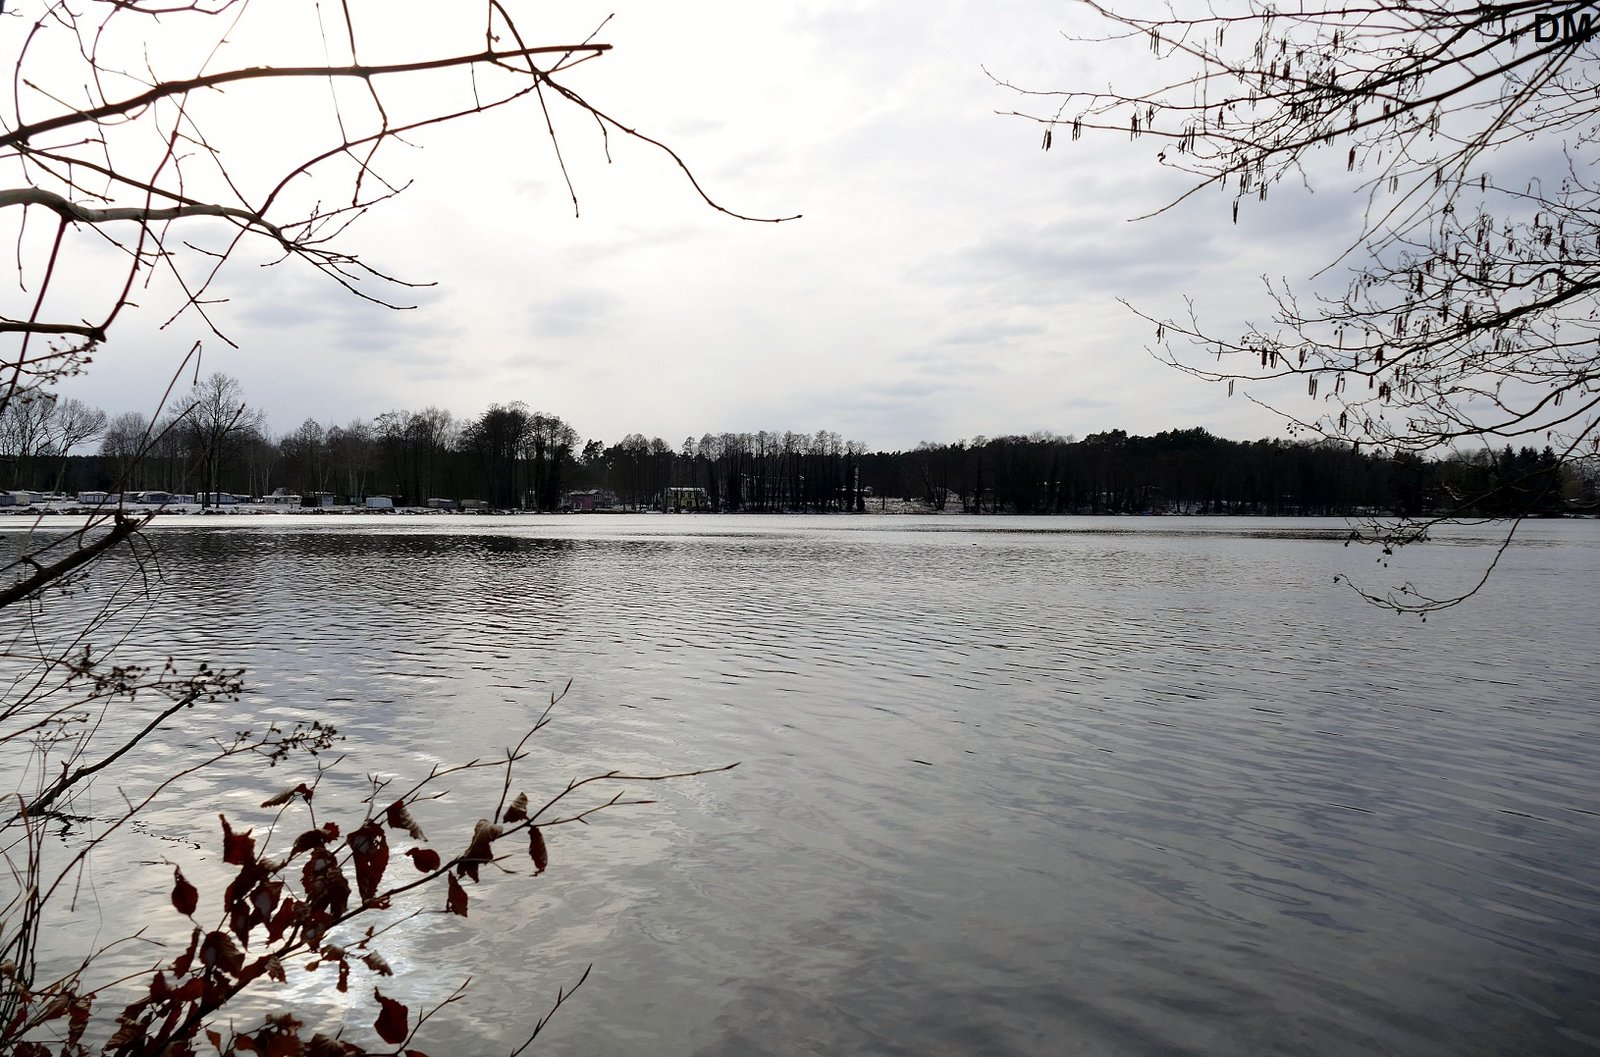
[4,514,1599,1056]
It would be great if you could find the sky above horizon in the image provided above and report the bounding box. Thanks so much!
[44,0,1400,451]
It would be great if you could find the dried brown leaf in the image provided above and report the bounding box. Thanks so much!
[260,782,313,808]
[267,896,300,943]
[302,846,351,919]
[446,873,468,917]
[301,907,335,948]
[374,988,409,1045]
[66,991,92,1047]
[105,1019,146,1050]
[36,992,71,1023]
[385,800,426,840]
[502,792,529,823]
[200,930,245,977]
[291,821,341,858]
[172,866,198,916]
[149,971,204,1003]
[455,820,503,882]
[308,1034,362,1057]
[172,926,202,975]
[530,826,549,875]
[220,814,255,865]
[349,820,390,904]
[404,846,442,873]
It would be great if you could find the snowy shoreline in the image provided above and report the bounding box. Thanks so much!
[0,497,948,518]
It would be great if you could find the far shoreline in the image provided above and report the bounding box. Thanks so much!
[2,503,1591,521]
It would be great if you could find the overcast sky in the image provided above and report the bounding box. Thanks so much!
[48,0,1383,451]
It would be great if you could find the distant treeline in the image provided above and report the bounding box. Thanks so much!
[8,388,1593,515]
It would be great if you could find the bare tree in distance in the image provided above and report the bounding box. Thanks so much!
[2,1,765,1050]
[525,411,579,511]
[183,373,267,506]
[98,411,152,489]
[42,399,109,465]
[1001,0,1600,612]
[0,395,106,492]
[329,419,377,500]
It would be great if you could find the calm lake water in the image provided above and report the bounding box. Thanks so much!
[4,514,1599,1056]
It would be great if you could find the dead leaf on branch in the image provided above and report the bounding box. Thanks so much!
[220,814,256,865]
[171,927,202,975]
[404,846,442,872]
[290,821,341,858]
[301,846,351,920]
[199,930,245,977]
[33,990,93,1047]
[266,894,301,943]
[349,820,390,904]
[260,782,314,808]
[35,992,72,1025]
[446,873,468,917]
[225,860,282,945]
[374,989,410,1045]
[455,820,503,882]
[530,827,548,875]
[149,970,204,1004]
[103,1016,145,1051]
[503,792,529,823]
[385,800,426,841]
[307,1034,363,1056]
[172,866,199,916]
[66,992,92,1048]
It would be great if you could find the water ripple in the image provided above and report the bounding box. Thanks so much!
[2,515,1598,1055]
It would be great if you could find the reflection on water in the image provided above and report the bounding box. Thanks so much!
[3,515,1599,1056]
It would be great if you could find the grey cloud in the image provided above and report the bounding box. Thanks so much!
[227,267,453,353]
[954,217,1226,297]
[896,347,998,378]
[936,321,1048,346]
[527,288,627,339]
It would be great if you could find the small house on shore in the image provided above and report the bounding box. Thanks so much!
[563,489,620,512]
[657,487,711,512]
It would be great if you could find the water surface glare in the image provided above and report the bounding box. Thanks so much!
[5,514,1599,1056]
